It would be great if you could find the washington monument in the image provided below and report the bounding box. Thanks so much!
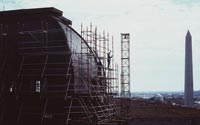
[184,30,194,106]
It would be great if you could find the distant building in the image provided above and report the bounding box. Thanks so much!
[151,93,164,102]
[184,30,194,106]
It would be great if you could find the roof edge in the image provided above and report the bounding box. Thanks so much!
[0,7,63,17]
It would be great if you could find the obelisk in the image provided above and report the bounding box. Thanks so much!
[184,30,194,106]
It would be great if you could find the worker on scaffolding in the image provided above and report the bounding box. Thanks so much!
[107,50,113,68]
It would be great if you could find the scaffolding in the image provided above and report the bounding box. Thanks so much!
[115,64,119,97]
[80,24,120,122]
[121,33,131,98]
[15,20,73,125]
[80,23,117,94]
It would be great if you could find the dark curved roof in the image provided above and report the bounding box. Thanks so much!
[0,7,72,25]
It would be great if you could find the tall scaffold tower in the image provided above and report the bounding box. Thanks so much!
[121,33,131,98]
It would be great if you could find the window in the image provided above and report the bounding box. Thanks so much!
[36,80,40,93]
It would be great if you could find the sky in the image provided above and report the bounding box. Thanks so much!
[1,0,200,92]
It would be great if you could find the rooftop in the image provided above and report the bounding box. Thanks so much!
[119,99,200,120]
[0,7,72,25]
[126,106,200,119]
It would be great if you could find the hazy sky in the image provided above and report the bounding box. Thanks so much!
[1,0,200,92]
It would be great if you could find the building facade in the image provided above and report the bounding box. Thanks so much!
[0,7,118,125]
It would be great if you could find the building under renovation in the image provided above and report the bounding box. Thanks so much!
[0,7,119,125]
